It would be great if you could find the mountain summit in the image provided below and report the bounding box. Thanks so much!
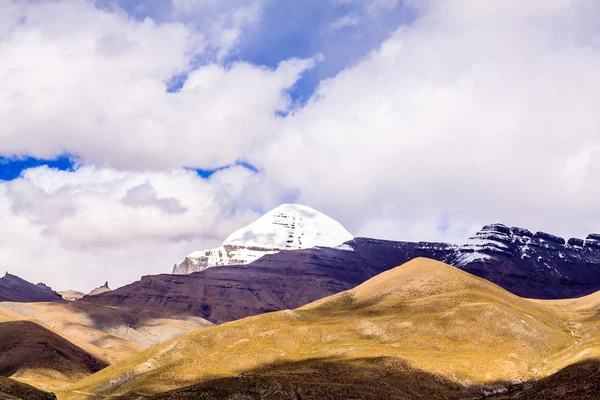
[173,204,353,274]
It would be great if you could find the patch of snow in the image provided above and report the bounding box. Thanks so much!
[336,243,355,252]
[173,204,353,274]
[453,252,493,267]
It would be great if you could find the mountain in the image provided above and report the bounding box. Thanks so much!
[83,239,453,324]
[65,258,576,398]
[82,223,600,331]
[0,273,62,303]
[449,223,600,299]
[173,204,353,274]
[0,321,108,389]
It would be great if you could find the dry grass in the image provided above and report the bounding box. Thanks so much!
[0,376,56,400]
[60,258,582,399]
[0,301,213,365]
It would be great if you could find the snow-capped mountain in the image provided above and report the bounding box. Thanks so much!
[173,204,354,274]
[91,224,600,325]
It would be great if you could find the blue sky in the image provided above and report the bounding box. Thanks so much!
[0,0,415,181]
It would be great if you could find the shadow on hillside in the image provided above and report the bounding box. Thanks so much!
[0,321,108,378]
[120,357,498,400]
[109,357,600,400]
[488,358,600,400]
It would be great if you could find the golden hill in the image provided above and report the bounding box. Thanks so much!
[61,258,580,399]
[0,301,213,365]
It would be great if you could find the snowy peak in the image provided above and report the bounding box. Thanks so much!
[223,204,353,250]
[173,204,353,274]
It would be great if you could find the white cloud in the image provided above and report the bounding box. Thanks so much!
[172,0,264,59]
[2,0,600,292]
[0,165,263,291]
[0,0,315,169]
[255,0,600,243]
[329,15,361,30]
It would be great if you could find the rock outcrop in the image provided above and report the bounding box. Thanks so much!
[88,281,111,296]
[448,223,600,299]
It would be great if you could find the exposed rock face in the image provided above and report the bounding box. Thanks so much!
[448,224,600,299]
[83,238,455,324]
[0,273,62,303]
[88,281,111,296]
[173,204,353,274]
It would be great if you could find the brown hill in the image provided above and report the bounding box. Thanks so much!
[0,377,56,400]
[0,321,107,390]
[490,359,600,399]
[63,258,573,398]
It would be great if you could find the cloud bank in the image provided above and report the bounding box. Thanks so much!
[1,0,600,290]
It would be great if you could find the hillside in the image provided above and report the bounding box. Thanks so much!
[82,240,453,324]
[0,301,213,364]
[0,377,56,400]
[0,321,108,390]
[63,258,574,398]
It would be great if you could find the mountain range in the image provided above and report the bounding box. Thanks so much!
[62,258,600,399]
[81,221,600,326]
[3,204,600,398]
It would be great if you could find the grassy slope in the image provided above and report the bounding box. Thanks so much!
[0,321,108,391]
[62,258,576,399]
[0,377,57,400]
[146,357,478,400]
[0,301,213,364]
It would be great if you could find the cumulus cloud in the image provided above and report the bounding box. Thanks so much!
[0,0,316,169]
[2,0,600,291]
[121,183,187,215]
[255,0,600,242]
[0,165,263,291]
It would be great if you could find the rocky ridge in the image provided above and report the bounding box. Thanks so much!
[84,223,600,326]
[0,273,62,303]
[447,223,600,298]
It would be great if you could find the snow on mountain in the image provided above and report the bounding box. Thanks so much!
[173,204,354,274]
[450,223,600,274]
